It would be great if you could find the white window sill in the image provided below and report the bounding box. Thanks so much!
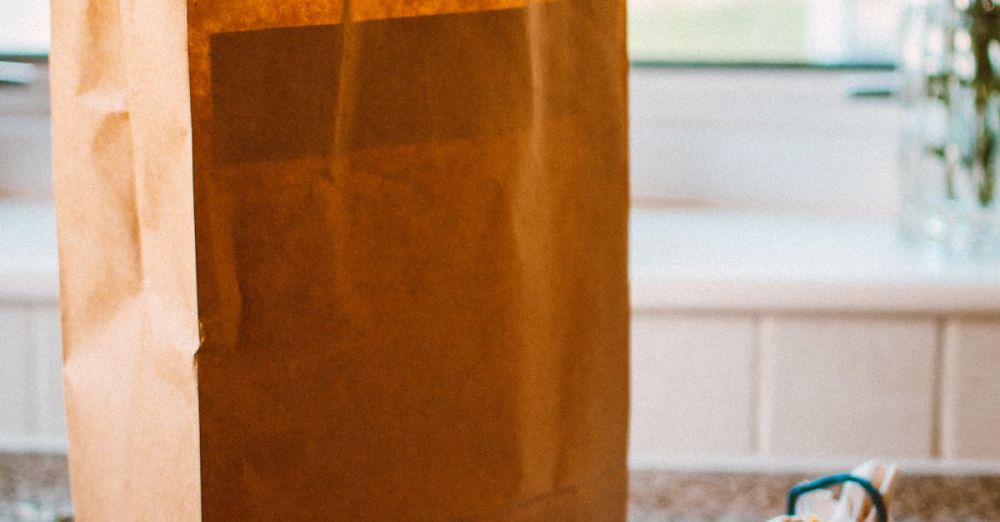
[4,200,1000,313]
[631,208,1000,313]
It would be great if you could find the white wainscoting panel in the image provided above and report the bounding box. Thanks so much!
[0,307,33,436]
[941,319,1000,460]
[630,313,756,456]
[758,315,938,458]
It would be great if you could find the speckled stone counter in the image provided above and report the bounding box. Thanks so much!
[3,453,999,521]
[629,470,1000,521]
[0,454,70,521]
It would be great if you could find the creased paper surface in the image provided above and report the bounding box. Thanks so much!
[52,0,628,519]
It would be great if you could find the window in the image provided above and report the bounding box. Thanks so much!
[629,0,904,66]
[0,0,50,56]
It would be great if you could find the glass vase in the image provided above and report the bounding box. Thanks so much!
[899,0,1000,255]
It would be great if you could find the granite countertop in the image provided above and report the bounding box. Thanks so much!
[629,469,1000,521]
[0,454,70,521]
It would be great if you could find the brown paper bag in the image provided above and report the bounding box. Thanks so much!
[50,0,629,519]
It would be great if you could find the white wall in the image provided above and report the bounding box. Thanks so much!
[630,68,901,217]
[0,61,51,200]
